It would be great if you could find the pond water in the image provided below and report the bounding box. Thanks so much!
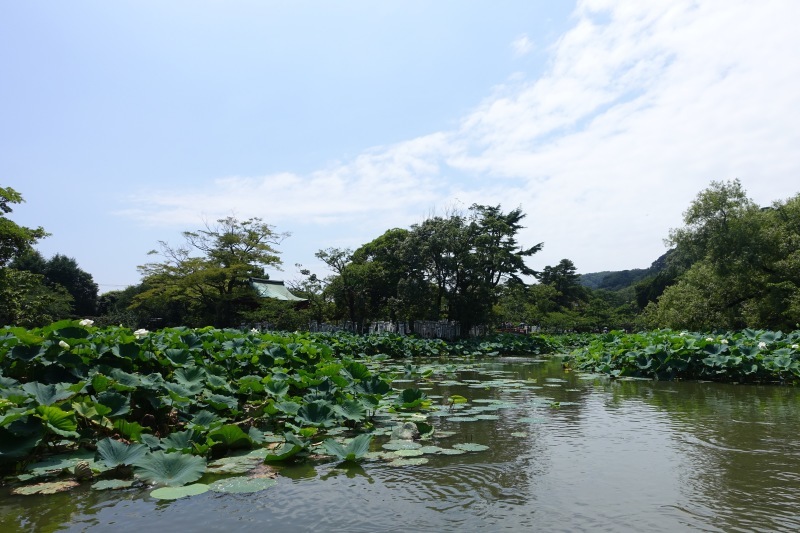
[2,357,800,532]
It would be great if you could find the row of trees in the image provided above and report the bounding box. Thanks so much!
[3,180,798,334]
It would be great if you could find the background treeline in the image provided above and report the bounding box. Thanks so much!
[2,179,798,334]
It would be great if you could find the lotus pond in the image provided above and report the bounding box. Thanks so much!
[3,349,800,531]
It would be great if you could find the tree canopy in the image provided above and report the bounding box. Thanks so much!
[135,216,286,327]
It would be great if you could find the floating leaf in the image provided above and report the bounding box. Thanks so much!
[387,457,429,467]
[452,443,489,452]
[150,483,209,500]
[381,441,421,451]
[11,480,79,495]
[208,476,277,494]
[92,479,134,491]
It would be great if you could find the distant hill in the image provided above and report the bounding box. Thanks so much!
[579,252,670,292]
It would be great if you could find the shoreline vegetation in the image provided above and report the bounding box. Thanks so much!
[1,321,798,498]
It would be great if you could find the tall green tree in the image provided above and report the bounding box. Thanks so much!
[0,186,65,327]
[13,250,99,316]
[135,216,285,327]
[644,181,800,330]
[537,258,586,308]
[0,186,48,267]
[404,204,542,335]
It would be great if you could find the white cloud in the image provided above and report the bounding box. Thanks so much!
[124,0,800,274]
[511,34,535,57]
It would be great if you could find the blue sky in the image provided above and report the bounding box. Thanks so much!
[3,1,800,293]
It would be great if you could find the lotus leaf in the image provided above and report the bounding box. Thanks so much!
[114,419,146,441]
[22,382,75,406]
[11,480,80,495]
[96,437,148,468]
[452,443,489,452]
[322,434,372,462]
[134,451,207,486]
[96,391,130,417]
[91,479,135,490]
[162,430,201,453]
[208,476,277,494]
[333,399,368,422]
[392,448,423,457]
[387,457,428,467]
[382,441,421,451]
[150,483,210,500]
[205,393,239,411]
[35,405,79,438]
[264,380,289,397]
[208,424,253,450]
[295,400,337,427]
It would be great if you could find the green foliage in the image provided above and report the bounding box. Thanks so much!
[0,186,48,268]
[565,329,800,383]
[646,181,800,330]
[322,433,372,463]
[135,216,285,327]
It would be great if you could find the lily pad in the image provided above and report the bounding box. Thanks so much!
[381,441,421,451]
[208,476,277,494]
[387,457,429,467]
[438,448,467,455]
[452,443,489,452]
[392,448,424,457]
[150,483,210,500]
[11,480,80,495]
[91,479,135,491]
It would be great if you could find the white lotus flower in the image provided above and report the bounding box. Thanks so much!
[720,339,728,344]
[758,341,767,349]
[79,319,94,327]
[58,340,70,350]
[133,328,149,339]
[250,328,259,334]
[679,332,687,337]
[792,344,798,350]
[706,337,714,342]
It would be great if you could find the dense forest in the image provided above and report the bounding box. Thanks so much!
[2,180,799,335]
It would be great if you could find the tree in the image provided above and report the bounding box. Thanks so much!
[13,251,99,316]
[538,258,586,308]
[135,216,285,327]
[0,186,48,267]
[646,181,800,330]
[316,248,381,330]
[0,186,61,327]
[404,204,542,335]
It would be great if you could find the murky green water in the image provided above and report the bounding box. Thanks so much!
[2,357,799,532]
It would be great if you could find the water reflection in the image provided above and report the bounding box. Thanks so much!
[2,358,799,532]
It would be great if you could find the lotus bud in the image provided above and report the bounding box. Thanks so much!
[74,461,93,481]
[79,319,94,327]
[58,340,70,350]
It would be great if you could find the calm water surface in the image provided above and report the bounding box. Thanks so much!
[2,357,799,532]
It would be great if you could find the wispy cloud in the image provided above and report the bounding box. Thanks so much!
[511,34,535,57]
[124,0,800,273]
